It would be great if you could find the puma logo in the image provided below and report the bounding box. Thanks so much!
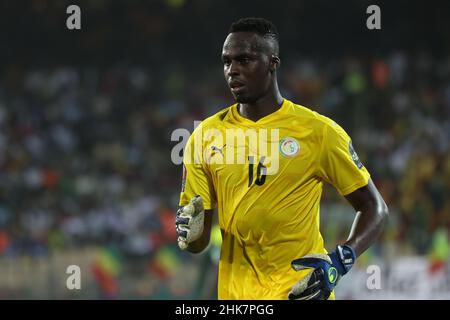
[211,144,226,156]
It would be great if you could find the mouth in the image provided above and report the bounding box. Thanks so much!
[229,81,246,94]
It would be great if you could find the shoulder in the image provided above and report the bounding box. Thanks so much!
[287,100,346,137]
[187,104,234,145]
[195,104,235,131]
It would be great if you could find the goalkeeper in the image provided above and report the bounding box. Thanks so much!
[176,17,388,300]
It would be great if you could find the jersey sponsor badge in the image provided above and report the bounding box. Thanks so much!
[349,141,363,169]
[279,137,300,158]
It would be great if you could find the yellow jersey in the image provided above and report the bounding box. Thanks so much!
[179,98,370,299]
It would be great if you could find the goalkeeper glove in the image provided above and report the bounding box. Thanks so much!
[175,195,205,250]
[288,244,356,300]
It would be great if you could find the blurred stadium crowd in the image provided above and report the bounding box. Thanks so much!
[0,0,449,299]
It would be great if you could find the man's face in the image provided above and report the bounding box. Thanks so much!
[222,32,273,104]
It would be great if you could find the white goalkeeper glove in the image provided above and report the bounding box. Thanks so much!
[176,195,205,250]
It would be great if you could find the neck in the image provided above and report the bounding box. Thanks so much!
[238,82,284,122]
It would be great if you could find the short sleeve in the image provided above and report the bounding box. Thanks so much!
[317,121,370,196]
[178,124,217,210]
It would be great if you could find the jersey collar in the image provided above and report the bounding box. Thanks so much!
[229,98,290,126]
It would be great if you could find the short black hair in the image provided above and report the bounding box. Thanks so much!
[229,17,279,46]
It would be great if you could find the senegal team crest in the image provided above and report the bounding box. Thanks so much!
[279,137,300,158]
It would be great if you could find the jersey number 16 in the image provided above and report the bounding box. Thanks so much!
[248,156,267,187]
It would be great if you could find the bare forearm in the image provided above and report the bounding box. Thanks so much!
[344,179,388,257]
[344,206,387,257]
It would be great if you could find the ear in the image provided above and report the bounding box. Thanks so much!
[269,55,281,72]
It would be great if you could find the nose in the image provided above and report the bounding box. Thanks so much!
[227,61,239,77]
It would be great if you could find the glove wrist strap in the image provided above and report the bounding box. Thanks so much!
[335,244,356,275]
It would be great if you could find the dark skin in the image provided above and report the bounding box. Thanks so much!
[222,32,283,121]
[181,31,388,258]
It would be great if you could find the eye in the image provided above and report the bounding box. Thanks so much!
[240,57,250,64]
[222,59,231,67]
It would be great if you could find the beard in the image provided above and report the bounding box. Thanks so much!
[233,93,255,104]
